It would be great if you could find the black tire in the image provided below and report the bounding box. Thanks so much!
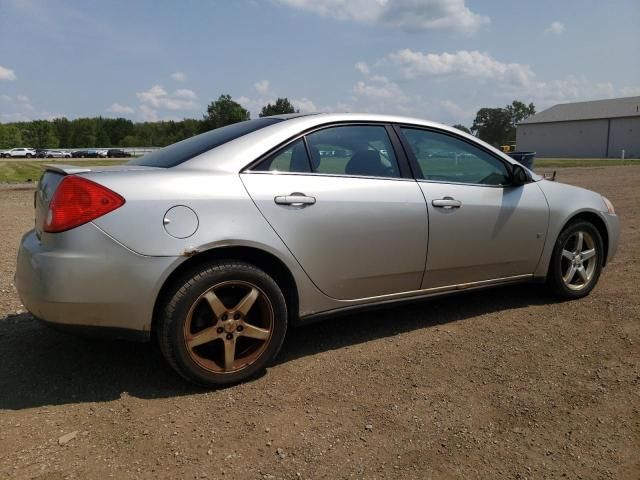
[547,220,604,299]
[26,153,32,158]
[157,261,288,387]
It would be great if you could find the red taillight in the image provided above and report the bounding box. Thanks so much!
[44,176,125,233]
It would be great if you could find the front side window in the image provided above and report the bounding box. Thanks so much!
[306,125,401,178]
[400,128,511,186]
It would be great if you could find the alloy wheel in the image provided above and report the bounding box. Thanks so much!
[183,280,274,374]
[560,230,598,291]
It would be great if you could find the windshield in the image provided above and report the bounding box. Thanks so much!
[128,117,282,168]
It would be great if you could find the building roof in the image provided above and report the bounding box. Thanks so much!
[519,96,640,124]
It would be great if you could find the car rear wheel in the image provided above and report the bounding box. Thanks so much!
[157,261,288,387]
[547,220,603,299]
[26,153,32,158]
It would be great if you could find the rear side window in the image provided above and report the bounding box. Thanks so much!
[129,118,282,168]
[251,124,401,178]
[253,139,311,173]
[307,125,400,178]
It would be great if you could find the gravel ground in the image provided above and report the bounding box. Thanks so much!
[1,167,638,479]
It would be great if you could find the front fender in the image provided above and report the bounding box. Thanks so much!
[533,180,619,277]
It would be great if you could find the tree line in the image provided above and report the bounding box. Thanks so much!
[0,95,297,149]
[0,94,532,149]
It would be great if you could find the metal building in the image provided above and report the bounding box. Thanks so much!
[516,96,640,158]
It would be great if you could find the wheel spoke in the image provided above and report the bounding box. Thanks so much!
[234,287,260,316]
[576,266,588,282]
[203,290,228,319]
[240,322,270,340]
[581,248,596,261]
[562,249,573,260]
[187,326,219,349]
[575,232,584,253]
[563,265,577,284]
[224,337,236,371]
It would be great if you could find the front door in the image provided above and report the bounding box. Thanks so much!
[397,126,549,288]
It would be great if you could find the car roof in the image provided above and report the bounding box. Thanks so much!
[180,112,524,174]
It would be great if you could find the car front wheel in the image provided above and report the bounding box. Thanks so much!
[547,220,604,299]
[157,261,288,386]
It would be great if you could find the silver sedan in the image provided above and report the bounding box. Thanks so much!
[15,113,619,386]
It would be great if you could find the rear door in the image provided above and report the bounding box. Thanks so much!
[241,124,428,300]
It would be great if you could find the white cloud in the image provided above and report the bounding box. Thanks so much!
[438,99,474,123]
[136,85,198,111]
[254,79,270,94]
[107,103,135,114]
[1,93,34,112]
[174,88,197,100]
[136,85,167,107]
[170,71,187,82]
[387,49,535,87]
[0,94,59,121]
[235,95,276,117]
[545,21,565,35]
[292,97,318,113]
[620,86,640,97]
[276,0,489,33]
[139,105,158,121]
[355,61,370,75]
[0,65,17,81]
[520,77,616,105]
[350,65,411,114]
[353,80,404,101]
[0,112,31,122]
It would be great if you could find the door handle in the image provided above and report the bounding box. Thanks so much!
[432,197,462,209]
[274,193,316,206]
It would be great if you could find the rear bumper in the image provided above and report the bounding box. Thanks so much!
[15,226,179,337]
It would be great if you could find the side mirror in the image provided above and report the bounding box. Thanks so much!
[511,164,529,187]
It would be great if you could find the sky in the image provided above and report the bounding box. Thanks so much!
[1,0,639,127]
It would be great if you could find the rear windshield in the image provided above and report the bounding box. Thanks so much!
[128,117,282,168]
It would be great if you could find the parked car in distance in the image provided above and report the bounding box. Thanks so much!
[106,149,129,158]
[35,149,48,158]
[71,149,106,158]
[88,149,107,158]
[71,150,90,158]
[15,113,620,387]
[45,150,72,158]
[2,147,37,158]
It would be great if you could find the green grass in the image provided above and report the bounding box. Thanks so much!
[535,158,640,168]
[0,160,128,183]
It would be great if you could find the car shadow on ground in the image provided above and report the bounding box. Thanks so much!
[0,283,555,410]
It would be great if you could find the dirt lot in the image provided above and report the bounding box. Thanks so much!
[1,167,638,479]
